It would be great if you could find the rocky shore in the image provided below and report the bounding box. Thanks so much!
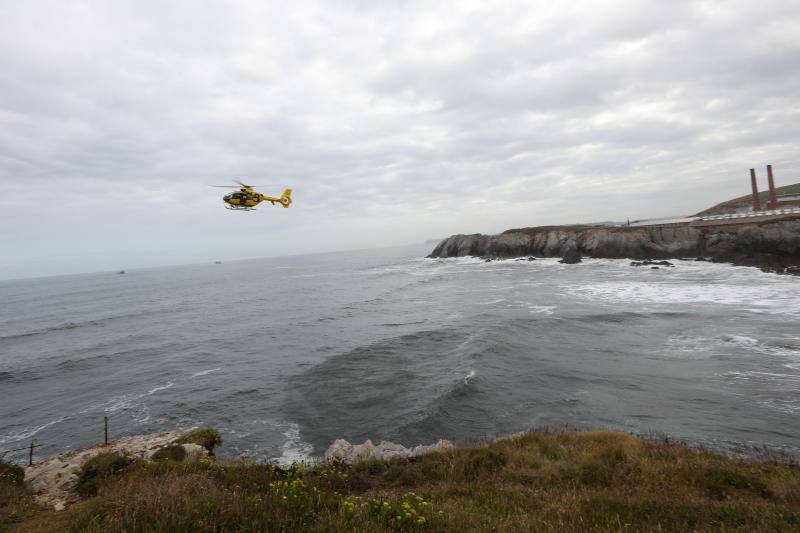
[427,219,800,275]
[23,430,202,510]
[6,428,799,531]
[21,431,453,511]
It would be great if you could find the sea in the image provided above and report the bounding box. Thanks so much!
[1,244,799,464]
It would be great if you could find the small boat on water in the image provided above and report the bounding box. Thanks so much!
[118,270,125,274]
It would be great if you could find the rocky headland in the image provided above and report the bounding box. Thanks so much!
[428,219,800,275]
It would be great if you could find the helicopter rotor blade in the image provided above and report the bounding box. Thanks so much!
[234,180,257,188]
[210,185,239,188]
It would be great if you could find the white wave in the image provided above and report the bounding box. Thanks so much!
[720,370,800,384]
[0,417,66,445]
[662,333,800,362]
[191,368,222,378]
[147,382,175,395]
[566,277,800,317]
[662,335,716,358]
[274,423,313,466]
[759,399,800,414]
[80,380,176,414]
[720,335,758,347]
[528,305,556,315]
[478,299,506,305]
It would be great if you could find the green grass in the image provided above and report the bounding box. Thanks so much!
[151,444,187,462]
[74,453,134,497]
[4,430,800,532]
[501,224,646,236]
[695,182,800,216]
[0,459,41,532]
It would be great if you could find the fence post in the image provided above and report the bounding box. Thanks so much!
[29,440,35,466]
[104,416,108,445]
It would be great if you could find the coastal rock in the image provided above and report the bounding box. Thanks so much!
[24,430,186,511]
[559,249,582,264]
[427,220,800,274]
[180,443,210,462]
[323,438,455,464]
[630,260,674,267]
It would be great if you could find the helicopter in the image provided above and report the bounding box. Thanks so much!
[212,180,292,211]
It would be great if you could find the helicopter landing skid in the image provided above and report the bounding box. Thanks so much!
[225,205,256,211]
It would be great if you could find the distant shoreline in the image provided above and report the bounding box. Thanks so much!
[427,219,800,276]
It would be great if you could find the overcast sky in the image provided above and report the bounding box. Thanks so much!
[1,0,799,279]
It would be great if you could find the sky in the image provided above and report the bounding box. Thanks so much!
[1,0,799,279]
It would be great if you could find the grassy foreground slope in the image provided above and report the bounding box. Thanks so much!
[3,430,800,532]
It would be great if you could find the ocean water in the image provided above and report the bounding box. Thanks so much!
[1,244,799,464]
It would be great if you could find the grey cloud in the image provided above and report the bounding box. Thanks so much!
[1,0,800,278]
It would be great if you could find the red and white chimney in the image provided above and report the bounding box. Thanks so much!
[750,168,761,211]
[767,164,778,209]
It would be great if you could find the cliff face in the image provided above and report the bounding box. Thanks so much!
[428,220,800,273]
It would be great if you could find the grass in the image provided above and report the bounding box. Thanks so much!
[151,444,187,463]
[0,459,40,532]
[501,225,649,237]
[695,181,800,216]
[3,429,800,532]
[74,453,134,498]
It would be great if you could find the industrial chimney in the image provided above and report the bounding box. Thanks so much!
[767,165,778,209]
[750,168,761,211]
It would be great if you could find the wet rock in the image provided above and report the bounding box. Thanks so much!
[559,249,582,264]
[631,259,674,267]
[527,256,536,261]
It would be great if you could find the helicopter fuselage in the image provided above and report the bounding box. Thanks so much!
[223,187,292,210]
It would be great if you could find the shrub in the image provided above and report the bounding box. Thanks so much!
[151,444,187,462]
[175,428,222,454]
[0,459,25,487]
[75,453,133,497]
[698,467,771,500]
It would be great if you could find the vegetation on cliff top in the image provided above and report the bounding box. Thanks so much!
[501,224,642,236]
[694,182,800,216]
[3,429,800,532]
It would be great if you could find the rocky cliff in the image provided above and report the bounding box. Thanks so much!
[428,219,800,274]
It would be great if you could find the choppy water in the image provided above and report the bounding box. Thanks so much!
[1,244,799,464]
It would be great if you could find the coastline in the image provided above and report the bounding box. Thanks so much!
[427,219,800,275]
[4,427,799,531]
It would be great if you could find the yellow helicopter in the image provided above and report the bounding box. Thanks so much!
[212,180,292,211]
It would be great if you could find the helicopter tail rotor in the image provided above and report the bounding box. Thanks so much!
[279,189,292,208]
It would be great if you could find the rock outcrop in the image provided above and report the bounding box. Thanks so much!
[427,220,800,274]
[24,430,208,510]
[324,438,455,464]
[559,249,582,264]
